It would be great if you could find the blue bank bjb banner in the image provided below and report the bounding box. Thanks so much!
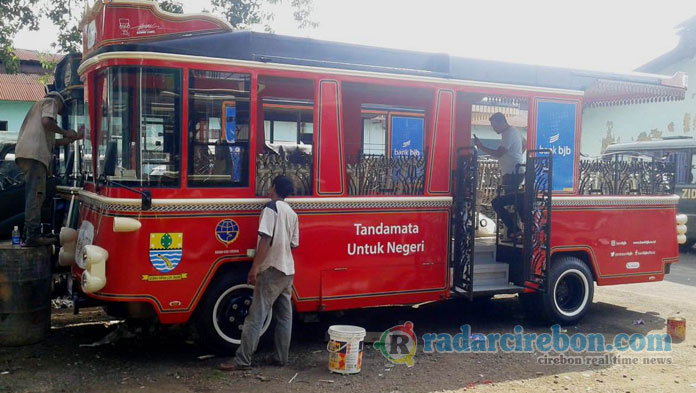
[391,116,424,157]
[224,105,241,182]
[536,101,577,192]
[225,106,236,143]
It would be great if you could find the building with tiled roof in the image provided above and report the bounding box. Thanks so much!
[0,48,64,75]
[0,74,48,102]
[582,16,696,157]
[0,49,63,138]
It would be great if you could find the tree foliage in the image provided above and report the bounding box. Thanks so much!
[0,0,40,73]
[37,52,58,85]
[212,0,318,32]
[158,0,183,14]
[0,0,317,73]
[211,0,263,29]
[43,0,82,54]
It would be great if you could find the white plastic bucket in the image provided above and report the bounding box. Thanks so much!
[327,325,366,374]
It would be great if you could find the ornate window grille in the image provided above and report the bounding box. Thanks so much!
[255,149,313,196]
[347,154,426,195]
[579,156,675,196]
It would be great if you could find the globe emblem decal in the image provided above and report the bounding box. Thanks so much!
[215,219,240,247]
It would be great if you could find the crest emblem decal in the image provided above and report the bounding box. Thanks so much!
[215,219,240,247]
[149,233,183,273]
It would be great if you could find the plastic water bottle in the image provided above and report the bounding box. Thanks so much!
[11,226,20,247]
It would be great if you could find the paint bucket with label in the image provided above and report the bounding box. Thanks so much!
[327,325,366,374]
[667,317,686,342]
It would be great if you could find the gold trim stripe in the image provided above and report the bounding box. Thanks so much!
[552,195,679,207]
[78,190,453,212]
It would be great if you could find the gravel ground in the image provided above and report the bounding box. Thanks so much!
[1,254,695,393]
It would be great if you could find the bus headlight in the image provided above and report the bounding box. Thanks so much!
[81,245,108,294]
[677,214,688,244]
[58,227,78,267]
[676,214,688,225]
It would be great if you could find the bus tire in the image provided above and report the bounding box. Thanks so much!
[195,272,272,355]
[539,256,594,325]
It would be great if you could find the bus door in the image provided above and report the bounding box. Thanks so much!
[452,148,477,298]
[521,149,552,291]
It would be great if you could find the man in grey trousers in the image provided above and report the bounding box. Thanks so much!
[220,175,299,370]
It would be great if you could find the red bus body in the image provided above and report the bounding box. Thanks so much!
[58,1,686,337]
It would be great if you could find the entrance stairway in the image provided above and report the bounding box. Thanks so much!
[472,237,523,295]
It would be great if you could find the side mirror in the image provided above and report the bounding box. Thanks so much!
[103,141,117,177]
[141,190,152,211]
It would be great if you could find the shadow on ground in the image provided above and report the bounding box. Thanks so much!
[0,293,668,393]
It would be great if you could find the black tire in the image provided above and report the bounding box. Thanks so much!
[524,256,594,325]
[195,271,272,355]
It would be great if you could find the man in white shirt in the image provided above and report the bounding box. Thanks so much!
[220,175,299,370]
[474,112,525,239]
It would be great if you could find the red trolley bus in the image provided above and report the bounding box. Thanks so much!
[55,0,688,352]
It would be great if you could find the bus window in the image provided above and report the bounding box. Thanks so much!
[256,76,314,196]
[54,96,88,185]
[691,152,696,184]
[342,82,431,196]
[263,99,313,147]
[95,67,181,186]
[361,112,386,155]
[187,71,251,188]
[74,98,92,181]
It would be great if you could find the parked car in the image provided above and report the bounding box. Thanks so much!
[0,142,56,239]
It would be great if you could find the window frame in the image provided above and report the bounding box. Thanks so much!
[262,101,314,145]
[359,107,425,158]
[94,65,183,188]
[186,69,252,189]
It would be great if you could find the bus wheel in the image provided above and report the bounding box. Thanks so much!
[539,256,594,325]
[196,274,272,354]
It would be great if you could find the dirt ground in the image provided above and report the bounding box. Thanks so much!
[2,259,696,393]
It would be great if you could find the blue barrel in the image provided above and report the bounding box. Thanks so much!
[0,242,52,346]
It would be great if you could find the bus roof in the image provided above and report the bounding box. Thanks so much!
[87,29,687,105]
[605,137,696,152]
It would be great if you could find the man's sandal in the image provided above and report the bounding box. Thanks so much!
[218,361,250,371]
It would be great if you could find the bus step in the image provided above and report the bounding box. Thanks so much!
[474,237,497,263]
[472,283,525,295]
[473,262,508,286]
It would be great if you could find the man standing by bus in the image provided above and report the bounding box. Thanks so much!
[15,91,83,247]
[474,112,525,239]
[220,175,299,370]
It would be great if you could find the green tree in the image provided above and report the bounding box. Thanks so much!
[1,0,317,71]
[211,0,317,32]
[44,0,82,54]
[158,0,183,14]
[0,0,40,73]
[37,52,58,85]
